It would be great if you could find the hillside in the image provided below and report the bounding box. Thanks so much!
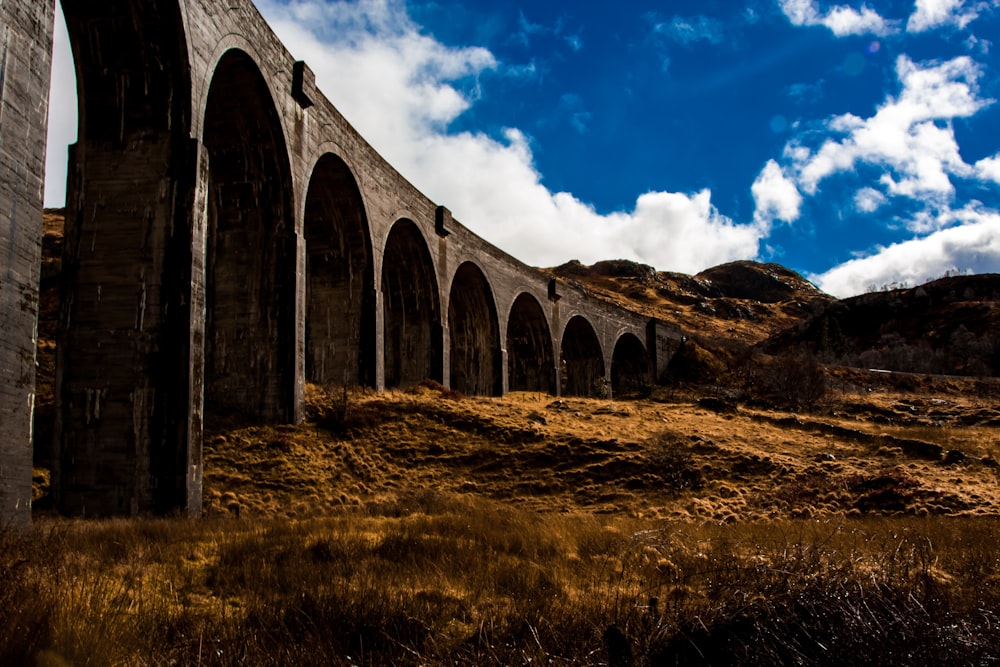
[30,211,1000,521]
[763,274,1000,376]
[191,379,1000,521]
[16,212,1000,666]
[549,259,833,344]
[553,258,1000,379]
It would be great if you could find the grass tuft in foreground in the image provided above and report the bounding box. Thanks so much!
[4,497,1000,665]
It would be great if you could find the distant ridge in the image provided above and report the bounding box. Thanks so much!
[764,273,1000,377]
[549,259,833,344]
[554,258,999,378]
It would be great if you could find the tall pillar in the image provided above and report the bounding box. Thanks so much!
[56,136,201,516]
[0,0,55,530]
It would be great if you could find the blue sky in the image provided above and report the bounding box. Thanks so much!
[45,0,1000,296]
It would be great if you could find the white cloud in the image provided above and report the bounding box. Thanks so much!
[752,159,802,225]
[256,0,764,272]
[44,4,77,208]
[811,205,1000,297]
[779,0,898,36]
[656,15,726,45]
[976,153,1000,184]
[907,0,981,32]
[854,186,887,212]
[788,55,990,224]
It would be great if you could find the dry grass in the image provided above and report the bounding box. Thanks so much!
[188,382,1000,522]
[19,211,1000,663]
[14,380,1000,664]
[5,502,1000,665]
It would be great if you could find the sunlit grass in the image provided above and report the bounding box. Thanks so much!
[5,499,1000,665]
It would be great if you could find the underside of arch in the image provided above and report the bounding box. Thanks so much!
[203,48,296,426]
[382,220,442,388]
[506,293,555,393]
[561,316,605,397]
[611,333,650,396]
[448,263,502,396]
[305,154,376,388]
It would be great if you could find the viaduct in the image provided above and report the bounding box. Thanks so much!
[0,0,681,528]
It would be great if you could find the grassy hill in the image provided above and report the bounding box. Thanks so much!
[548,258,833,344]
[196,380,1000,521]
[12,211,1000,665]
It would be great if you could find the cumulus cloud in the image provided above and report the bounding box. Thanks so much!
[854,187,887,213]
[811,205,1000,297]
[788,55,989,222]
[907,0,982,32]
[256,0,764,272]
[778,0,898,36]
[770,51,1000,296]
[752,160,802,225]
[977,153,1000,184]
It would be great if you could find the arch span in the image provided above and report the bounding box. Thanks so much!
[507,293,555,393]
[448,262,501,396]
[202,48,297,425]
[381,219,442,388]
[611,333,650,396]
[561,315,605,397]
[55,0,196,515]
[304,153,376,388]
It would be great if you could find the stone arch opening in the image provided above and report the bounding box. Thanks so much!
[506,293,555,393]
[203,49,296,426]
[611,333,649,396]
[304,154,376,388]
[381,220,442,388]
[561,315,605,397]
[61,0,189,144]
[56,0,195,515]
[448,262,501,396]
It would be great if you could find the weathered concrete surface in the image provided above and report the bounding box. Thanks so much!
[0,1,54,529]
[55,0,200,517]
[0,0,685,519]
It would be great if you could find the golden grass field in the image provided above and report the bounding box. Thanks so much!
[9,379,1000,665]
[195,380,1000,522]
[8,211,1000,664]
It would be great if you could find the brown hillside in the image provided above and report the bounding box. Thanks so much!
[197,380,1000,520]
[30,210,1000,524]
[764,274,1000,376]
[549,259,833,344]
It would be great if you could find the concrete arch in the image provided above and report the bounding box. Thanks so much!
[62,0,191,142]
[56,0,197,515]
[561,315,606,397]
[304,153,376,388]
[193,33,276,141]
[611,333,650,396]
[448,262,502,396]
[382,219,442,388]
[202,48,297,425]
[507,293,556,393]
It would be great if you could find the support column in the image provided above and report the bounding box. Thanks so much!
[374,288,386,391]
[292,230,306,423]
[56,135,201,516]
[0,0,55,530]
[499,347,509,395]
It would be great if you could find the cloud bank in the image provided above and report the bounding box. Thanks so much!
[257,0,767,273]
[772,53,1000,296]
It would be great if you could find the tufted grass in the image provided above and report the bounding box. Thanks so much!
[4,501,1000,665]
